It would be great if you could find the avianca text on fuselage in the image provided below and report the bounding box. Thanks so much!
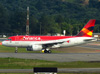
[22,36,41,41]
[2,19,97,53]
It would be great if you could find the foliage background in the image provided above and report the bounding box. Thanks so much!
[0,0,100,35]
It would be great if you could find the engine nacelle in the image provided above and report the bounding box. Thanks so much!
[26,45,42,51]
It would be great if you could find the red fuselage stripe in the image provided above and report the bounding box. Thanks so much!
[8,36,76,41]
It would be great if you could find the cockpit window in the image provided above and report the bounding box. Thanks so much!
[9,39,11,40]
[7,39,12,41]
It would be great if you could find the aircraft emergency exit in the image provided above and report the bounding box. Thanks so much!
[2,19,97,53]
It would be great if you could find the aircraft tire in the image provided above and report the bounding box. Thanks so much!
[15,50,18,53]
[44,50,48,53]
[48,50,51,53]
[44,50,51,53]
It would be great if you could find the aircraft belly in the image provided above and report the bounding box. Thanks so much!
[60,39,84,48]
[60,42,73,47]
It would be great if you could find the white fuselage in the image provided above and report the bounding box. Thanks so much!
[2,37,97,49]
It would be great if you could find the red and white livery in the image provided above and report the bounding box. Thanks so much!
[2,19,97,53]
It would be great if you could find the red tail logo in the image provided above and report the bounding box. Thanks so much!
[77,19,96,37]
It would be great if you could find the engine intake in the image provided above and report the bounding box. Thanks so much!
[26,45,42,51]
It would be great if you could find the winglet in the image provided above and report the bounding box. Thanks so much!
[77,19,96,37]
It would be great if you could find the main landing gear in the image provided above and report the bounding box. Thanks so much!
[15,47,18,53]
[42,48,51,53]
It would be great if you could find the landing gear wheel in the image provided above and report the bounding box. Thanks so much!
[44,50,51,53]
[44,50,47,53]
[15,47,18,53]
[15,50,18,53]
[48,50,51,53]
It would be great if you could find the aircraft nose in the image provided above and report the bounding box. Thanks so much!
[2,41,6,46]
[0,42,2,45]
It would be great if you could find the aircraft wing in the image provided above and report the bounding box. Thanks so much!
[41,40,66,48]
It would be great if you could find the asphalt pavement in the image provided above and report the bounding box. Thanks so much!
[0,68,100,73]
[0,53,100,62]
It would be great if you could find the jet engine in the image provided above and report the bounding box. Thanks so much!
[26,45,42,51]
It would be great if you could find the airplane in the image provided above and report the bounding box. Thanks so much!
[2,19,97,53]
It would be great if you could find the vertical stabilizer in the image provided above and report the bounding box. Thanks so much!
[77,19,96,37]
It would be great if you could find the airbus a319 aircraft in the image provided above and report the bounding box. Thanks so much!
[2,19,97,53]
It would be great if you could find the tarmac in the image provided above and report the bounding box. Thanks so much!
[0,68,100,73]
[0,53,100,62]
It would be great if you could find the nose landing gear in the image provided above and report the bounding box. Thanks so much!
[15,47,18,53]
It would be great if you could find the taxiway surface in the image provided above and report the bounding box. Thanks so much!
[0,53,100,62]
[1,68,100,73]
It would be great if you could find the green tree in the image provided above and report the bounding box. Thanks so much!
[11,11,26,34]
[39,15,56,34]
[30,15,39,34]
[56,15,65,33]
[0,4,9,33]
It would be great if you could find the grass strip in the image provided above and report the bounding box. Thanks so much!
[0,45,63,53]
[0,58,100,69]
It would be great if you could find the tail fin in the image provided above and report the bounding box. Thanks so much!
[77,19,96,37]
